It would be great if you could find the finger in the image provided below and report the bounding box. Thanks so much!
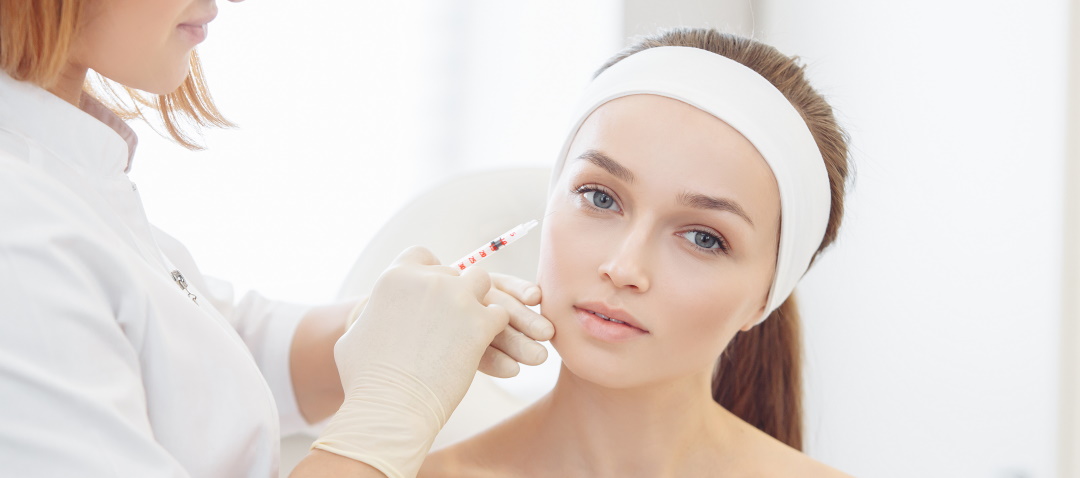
[490,272,541,306]
[390,245,442,267]
[484,303,511,335]
[345,296,370,330]
[389,246,461,276]
[489,325,548,367]
[486,288,554,341]
[459,266,494,302]
[467,302,511,344]
[478,345,520,378]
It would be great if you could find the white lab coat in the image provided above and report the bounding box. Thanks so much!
[0,72,311,477]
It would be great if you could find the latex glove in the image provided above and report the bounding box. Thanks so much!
[475,273,553,378]
[312,246,509,478]
[346,273,554,379]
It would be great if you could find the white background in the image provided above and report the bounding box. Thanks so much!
[128,1,1069,477]
[754,1,1067,477]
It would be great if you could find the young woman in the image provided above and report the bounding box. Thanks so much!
[421,28,853,477]
[0,1,553,477]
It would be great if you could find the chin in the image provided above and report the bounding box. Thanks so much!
[131,61,192,96]
[103,69,190,97]
[551,329,655,390]
[151,71,191,96]
[551,317,727,392]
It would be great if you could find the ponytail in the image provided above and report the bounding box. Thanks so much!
[712,294,803,450]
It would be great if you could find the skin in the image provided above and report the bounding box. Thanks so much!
[53,0,241,105]
[421,94,851,477]
[51,2,555,477]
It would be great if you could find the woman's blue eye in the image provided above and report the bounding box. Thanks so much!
[583,189,620,212]
[680,230,725,252]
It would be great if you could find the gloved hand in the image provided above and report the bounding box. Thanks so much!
[475,273,553,377]
[312,246,510,478]
[345,275,554,380]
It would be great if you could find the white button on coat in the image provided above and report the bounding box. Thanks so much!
[0,72,310,477]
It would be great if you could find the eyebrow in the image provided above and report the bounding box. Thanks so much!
[575,149,754,228]
[577,149,635,184]
[677,191,755,228]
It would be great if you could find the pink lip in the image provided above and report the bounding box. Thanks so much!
[574,303,649,343]
[177,23,208,44]
[178,10,217,44]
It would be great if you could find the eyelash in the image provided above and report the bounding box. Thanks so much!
[571,184,731,256]
[573,184,620,212]
[681,228,730,255]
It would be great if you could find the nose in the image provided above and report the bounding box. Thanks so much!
[597,227,652,293]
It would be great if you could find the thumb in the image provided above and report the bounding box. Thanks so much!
[390,245,442,267]
[459,266,493,302]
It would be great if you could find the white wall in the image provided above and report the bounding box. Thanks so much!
[755,0,1067,476]
[1060,1,1080,475]
[129,1,621,305]
[623,0,757,38]
[618,0,1071,475]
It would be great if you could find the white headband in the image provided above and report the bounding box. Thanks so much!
[550,46,830,324]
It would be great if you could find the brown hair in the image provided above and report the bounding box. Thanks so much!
[0,0,232,149]
[597,28,851,451]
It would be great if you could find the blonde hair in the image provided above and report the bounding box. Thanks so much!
[0,0,233,149]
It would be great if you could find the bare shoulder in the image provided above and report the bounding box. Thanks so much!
[725,414,853,477]
[771,449,854,478]
[419,412,536,478]
[739,441,853,478]
[418,445,482,478]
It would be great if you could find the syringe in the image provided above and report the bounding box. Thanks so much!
[453,220,539,271]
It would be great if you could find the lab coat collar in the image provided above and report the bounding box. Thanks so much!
[0,71,138,175]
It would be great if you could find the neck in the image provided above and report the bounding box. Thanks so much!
[48,63,89,107]
[529,364,738,477]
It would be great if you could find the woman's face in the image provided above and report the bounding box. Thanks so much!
[71,0,237,94]
[539,94,781,390]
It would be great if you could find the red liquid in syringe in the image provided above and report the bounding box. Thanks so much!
[454,219,538,271]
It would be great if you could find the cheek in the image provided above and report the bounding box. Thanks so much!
[642,236,781,375]
[537,208,588,313]
[687,293,748,357]
[536,202,617,338]
[652,267,755,363]
[76,2,191,92]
